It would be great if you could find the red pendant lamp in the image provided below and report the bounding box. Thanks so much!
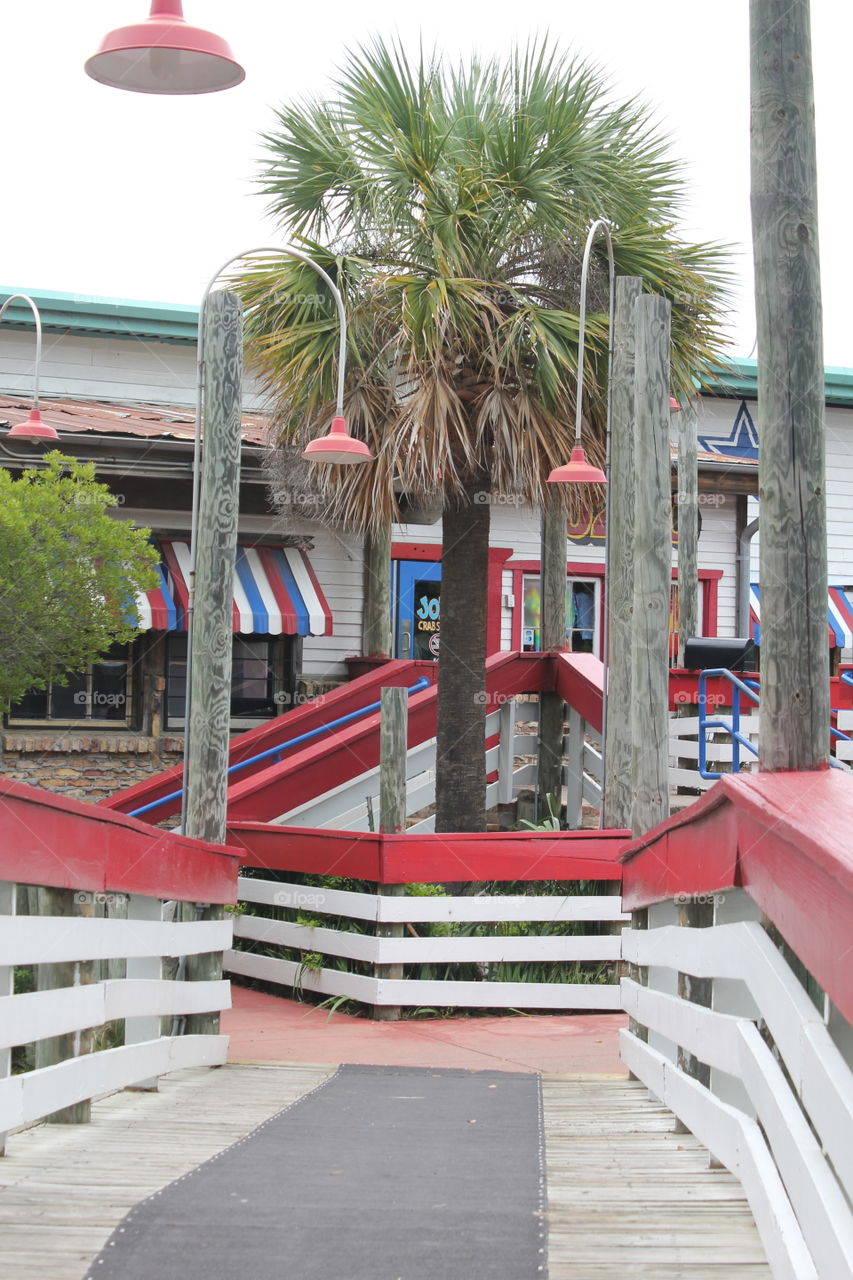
[547,445,606,485]
[302,415,373,465]
[85,1,245,95]
[9,408,59,441]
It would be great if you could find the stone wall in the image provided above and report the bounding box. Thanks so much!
[1,733,184,803]
[2,678,343,805]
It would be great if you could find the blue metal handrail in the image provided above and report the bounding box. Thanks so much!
[697,668,851,780]
[129,676,432,819]
[697,668,761,780]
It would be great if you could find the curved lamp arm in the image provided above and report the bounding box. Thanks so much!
[189,244,349,566]
[0,293,44,409]
[574,218,615,449]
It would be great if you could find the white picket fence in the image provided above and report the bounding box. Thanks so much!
[564,705,604,827]
[273,700,540,832]
[621,889,853,1280]
[668,711,761,791]
[226,876,627,1011]
[836,709,853,764]
[0,882,231,1147]
[266,693,848,835]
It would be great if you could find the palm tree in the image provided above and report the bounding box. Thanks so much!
[237,40,728,832]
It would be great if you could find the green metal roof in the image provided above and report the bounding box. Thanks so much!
[2,289,853,404]
[0,288,199,344]
[704,357,853,407]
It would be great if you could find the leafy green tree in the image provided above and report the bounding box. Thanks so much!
[238,40,729,831]
[0,453,159,707]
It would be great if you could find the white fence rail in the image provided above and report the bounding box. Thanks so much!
[565,706,603,827]
[621,890,853,1280]
[668,712,761,791]
[227,876,627,1012]
[0,883,231,1148]
[836,709,853,764]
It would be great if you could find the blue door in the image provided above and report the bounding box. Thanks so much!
[394,560,441,660]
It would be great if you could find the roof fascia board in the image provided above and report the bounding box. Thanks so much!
[0,287,199,345]
[703,357,853,407]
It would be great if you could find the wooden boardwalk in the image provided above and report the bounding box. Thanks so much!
[0,1063,332,1280]
[0,1066,769,1278]
[544,1077,771,1277]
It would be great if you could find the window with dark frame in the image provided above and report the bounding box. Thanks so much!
[166,634,283,727]
[7,645,132,725]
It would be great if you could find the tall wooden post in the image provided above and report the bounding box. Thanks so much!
[185,289,243,842]
[677,399,699,666]
[183,289,243,1035]
[374,686,407,1021]
[362,523,392,657]
[603,276,644,830]
[537,487,567,820]
[630,295,672,836]
[750,0,829,770]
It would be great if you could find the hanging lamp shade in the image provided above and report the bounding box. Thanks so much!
[84,1,245,95]
[8,408,59,441]
[302,416,373,465]
[547,446,606,485]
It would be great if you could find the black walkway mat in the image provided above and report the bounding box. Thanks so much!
[86,1064,546,1280]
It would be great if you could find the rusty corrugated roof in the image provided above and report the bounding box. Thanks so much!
[0,396,272,446]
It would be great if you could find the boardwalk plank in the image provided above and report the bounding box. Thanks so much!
[543,1076,771,1277]
[0,1063,332,1280]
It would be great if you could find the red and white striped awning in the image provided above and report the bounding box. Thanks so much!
[134,560,179,630]
[750,584,853,649]
[135,542,333,635]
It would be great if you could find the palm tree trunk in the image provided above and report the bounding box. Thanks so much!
[435,480,490,832]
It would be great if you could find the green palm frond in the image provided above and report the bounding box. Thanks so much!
[239,36,731,534]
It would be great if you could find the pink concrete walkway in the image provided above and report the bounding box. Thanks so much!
[223,985,627,1074]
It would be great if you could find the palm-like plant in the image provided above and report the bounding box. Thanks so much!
[237,39,729,832]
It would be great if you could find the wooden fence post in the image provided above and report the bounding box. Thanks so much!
[374,687,407,1021]
[629,295,672,836]
[183,288,243,1036]
[751,0,829,770]
[603,276,644,831]
[538,487,568,820]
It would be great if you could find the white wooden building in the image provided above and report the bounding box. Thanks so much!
[1,288,851,796]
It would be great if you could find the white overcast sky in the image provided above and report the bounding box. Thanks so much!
[3,1,851,365]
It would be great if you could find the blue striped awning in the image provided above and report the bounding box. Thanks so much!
[749,584,853,648]
[134,542,333,635]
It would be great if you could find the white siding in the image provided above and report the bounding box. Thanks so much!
[16,320,853,660]
[699,496,738,636]
[748,406,853,584]
[1,330,267,409]
[298,525,364,680]
[744,403,853,657]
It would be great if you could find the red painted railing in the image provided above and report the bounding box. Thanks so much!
[226,822,628,884]
[621,767,853,1026]
[0,777,237,903]
[101,658,440,820]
